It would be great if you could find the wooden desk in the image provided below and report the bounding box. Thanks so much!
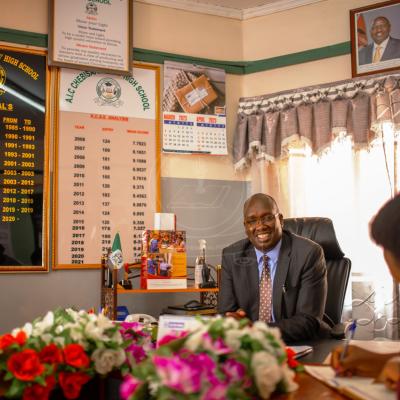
[274,372,346,399]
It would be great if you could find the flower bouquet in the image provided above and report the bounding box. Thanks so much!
[0,308,146,400]
[121,317,301,400]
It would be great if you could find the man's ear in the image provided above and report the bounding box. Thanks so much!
[279,213,284,227]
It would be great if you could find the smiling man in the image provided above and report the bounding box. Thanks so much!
[358,16,400,65]
[218,193,330,342]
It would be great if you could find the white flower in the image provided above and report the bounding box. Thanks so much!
[281,365,298,392]
[55,325,64,335]
[32,311,54,336]
[184,327,208,351]
[92,348,126,375]
[41,333,53,344]
[53,336,65,347]
[66,308,79,319]
[221,317,240,330]
[85,321,109,342]
[112,330,123,345]
[96,313,115,331]
[149,381,161,395]
[224,329,244,351]
[252,351,282,399]
[12,323,32,338]
[64,323,85,344]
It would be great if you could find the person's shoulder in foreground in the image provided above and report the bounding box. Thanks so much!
[331,195,400,390]
[218,192,329,343]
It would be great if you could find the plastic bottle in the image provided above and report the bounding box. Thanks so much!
[194,255,204,289]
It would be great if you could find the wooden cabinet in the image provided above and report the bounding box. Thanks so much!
[100,256,220,320]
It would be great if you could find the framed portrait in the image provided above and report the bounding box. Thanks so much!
[350,0,400,77]
[48,0,133,75]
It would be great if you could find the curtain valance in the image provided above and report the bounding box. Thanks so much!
[233,72,400,170]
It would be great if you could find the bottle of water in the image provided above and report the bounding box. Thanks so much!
[194,256,204,288]
[195,240,206,288]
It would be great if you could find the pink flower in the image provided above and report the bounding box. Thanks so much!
[153,355,201,394]
[221,358,246,383]
[201,383,229,400]
[120,375,141,400]
[125,344,146,364]
[119,322,150,340]
[157,331,188,347]
[202,333,231,355]
[152,353,218,394]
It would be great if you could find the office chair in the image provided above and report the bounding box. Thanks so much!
[284,217,351,338]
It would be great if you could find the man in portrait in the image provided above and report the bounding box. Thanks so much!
[358,15,400,65]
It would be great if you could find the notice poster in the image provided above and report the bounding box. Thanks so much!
[49,0,132,74]
[0,46,49,272]
[162,61,227,155]
[54,65,160,269]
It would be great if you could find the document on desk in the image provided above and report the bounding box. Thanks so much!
[305,365,395,400]
[288,345,313,359]
[349,340,400,353]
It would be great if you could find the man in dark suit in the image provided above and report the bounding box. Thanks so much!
[218,193,330,343]
[359,16,400,65]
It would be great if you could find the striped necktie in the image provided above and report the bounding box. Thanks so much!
[259,255,272,322]
[373,46,382,63]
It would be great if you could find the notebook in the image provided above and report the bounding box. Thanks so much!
[305,365,395,400]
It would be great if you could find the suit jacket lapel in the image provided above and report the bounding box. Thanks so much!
[273,232,291,321]
[239,244,259,320]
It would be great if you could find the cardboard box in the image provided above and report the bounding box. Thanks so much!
[174,74,218,114]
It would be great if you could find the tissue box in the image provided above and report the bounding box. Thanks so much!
[174,74,218,114]
[154,213,176,230]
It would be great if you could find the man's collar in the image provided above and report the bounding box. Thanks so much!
[254,238,282,263]
[374,36,390,49]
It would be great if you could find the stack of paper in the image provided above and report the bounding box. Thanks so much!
[305,365,395,400]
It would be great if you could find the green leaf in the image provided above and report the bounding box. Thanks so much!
[5,379,25,398]
[4,371,14,380]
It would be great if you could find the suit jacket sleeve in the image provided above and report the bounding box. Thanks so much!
[270,241,329,343]
[217,246,239,314]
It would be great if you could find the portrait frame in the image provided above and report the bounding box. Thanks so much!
[350,0,400,77]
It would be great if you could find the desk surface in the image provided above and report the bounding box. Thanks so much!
[274,372,346,399]
[296,339,343,364]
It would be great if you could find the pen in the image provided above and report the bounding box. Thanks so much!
[340,319,357,361]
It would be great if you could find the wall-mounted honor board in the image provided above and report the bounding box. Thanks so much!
[0,46,50,272]
[53,64,160,269]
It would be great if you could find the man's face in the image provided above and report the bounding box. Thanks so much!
[371,17,390,45]
[243,198,283,251]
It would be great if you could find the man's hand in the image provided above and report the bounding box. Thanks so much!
[225,309,247,319]
[377,356,400,390]
[331,345,393,378]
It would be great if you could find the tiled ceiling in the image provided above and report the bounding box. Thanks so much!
[138,0,325,19]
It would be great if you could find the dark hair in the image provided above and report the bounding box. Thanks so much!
[370,195,400,260]
[372,16,390,27]
[243,193,279,216]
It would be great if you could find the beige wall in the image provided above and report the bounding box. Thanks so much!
[1,0,389,182]
[240,0,383,97]
[242,0,378,60]
[0,0,391,332]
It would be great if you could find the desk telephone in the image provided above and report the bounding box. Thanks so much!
[168,300,214,311]
[125,313,157,324]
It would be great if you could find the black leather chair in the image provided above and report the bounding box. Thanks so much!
[284,217,351,338]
